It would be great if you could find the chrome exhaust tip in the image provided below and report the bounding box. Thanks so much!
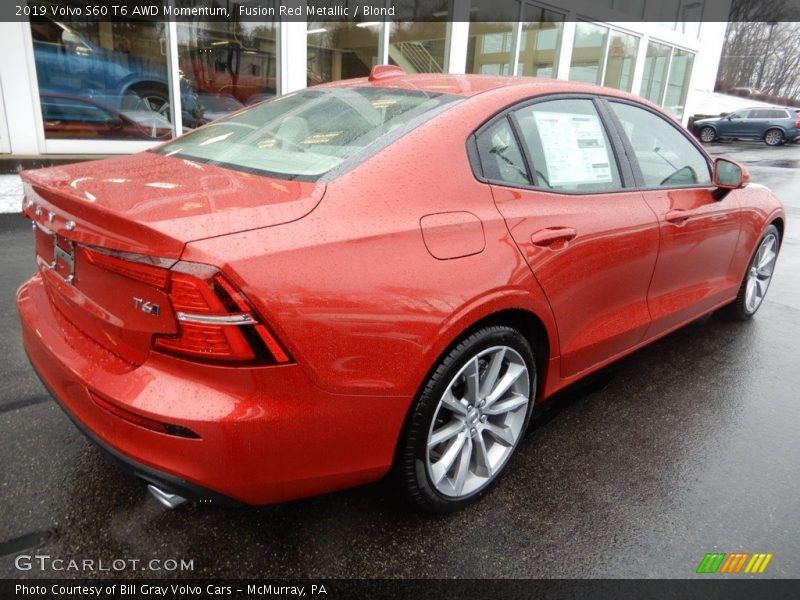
[147,484,188,509]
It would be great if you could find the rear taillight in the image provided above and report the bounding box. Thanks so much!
[83,246,290,364]
[83,247,172,289]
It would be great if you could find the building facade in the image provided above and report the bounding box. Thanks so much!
[0,0,730,157]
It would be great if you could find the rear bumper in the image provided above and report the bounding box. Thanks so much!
[18,274,411,505]
[31,366,242,506]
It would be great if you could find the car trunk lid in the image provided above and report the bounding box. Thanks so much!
[22,152,324,364]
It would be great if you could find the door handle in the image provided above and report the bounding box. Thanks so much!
[665,209,691,224]
[530,227,577,247]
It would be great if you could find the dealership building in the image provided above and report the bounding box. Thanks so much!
[0,0,730,158]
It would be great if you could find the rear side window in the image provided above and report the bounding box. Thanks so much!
[155,88,461,181]
[512,99,622,192]
[475,118,531,185]
[609,101,711,188]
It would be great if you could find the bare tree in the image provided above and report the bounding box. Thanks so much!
[719,0,800,102]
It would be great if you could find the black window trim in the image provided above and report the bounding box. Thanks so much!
[507,113,537,186]
[467,93,635,196]
[600,97,715,192]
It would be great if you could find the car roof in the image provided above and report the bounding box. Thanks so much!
[322,73,647,102]
[738,106,793,111]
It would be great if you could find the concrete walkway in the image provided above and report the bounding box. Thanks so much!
[0,174,22,213]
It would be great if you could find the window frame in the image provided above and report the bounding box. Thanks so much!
[601,97,714,191]
[468,93,716,195]
[468,93,635,196]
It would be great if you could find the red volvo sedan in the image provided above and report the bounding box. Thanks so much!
[17,67,784,512]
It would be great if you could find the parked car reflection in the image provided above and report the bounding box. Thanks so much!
[41,94,173,140]
[31,17,203,135]
[195,93,245,123]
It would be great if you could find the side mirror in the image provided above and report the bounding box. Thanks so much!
[713,157,749,189]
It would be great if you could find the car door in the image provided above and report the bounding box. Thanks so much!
[474,97,660,378]
[745,109,771,139]
[722,109,752,138]
[605,100,741,339]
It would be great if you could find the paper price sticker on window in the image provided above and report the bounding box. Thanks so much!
[533,112,613,186]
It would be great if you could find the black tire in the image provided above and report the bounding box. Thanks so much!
[397,325,535,513]
[129,83,171,119]
[698,126,716,143]
[727,224,780,320]
[764,128,784,146]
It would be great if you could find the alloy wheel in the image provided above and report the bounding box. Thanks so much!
[699,127,715,143]
[425,345,530,498]
[141,95,171,118]
[765,129,784,146]
[745,232,778,313]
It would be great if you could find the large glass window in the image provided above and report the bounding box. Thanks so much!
[512,99,622,192]
[569,23,608,85]
[519,6,565,78]
[639,41,671,104]
[603,30,638,91]
[307,22,380,84]
[156,88,460,181]
[466,22,515,75]
[663,49,695,120]
[177,21,278,129]
[30,16,171,141]
[609,101,710,187]
[612,0,646,19]
[389,19,448,74]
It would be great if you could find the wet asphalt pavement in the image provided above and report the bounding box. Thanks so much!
[0,141,798,580]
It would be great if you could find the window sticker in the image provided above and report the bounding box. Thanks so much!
[532,112,613,186]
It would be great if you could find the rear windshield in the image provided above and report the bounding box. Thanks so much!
[155,87,461,181]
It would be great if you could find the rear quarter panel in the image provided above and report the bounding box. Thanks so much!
[729,183,786,279]
[182,93,560,399]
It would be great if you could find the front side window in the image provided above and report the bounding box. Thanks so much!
[155,88,460,180]
[609,101,711,188]
[512,99,622,192]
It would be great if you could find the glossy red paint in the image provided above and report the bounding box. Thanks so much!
[17,74,785,505]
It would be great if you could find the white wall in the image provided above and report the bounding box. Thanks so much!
[0,22,43,155]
